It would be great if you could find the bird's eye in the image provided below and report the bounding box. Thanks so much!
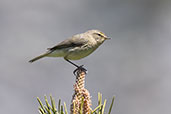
[96,33,103,37]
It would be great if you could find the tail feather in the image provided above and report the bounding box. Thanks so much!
[29,52,50,63]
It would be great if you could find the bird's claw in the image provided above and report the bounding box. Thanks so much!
[73,65,87,76]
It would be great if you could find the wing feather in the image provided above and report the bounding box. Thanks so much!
[48,35,88,51]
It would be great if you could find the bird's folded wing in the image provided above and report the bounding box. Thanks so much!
[48,35,88,51]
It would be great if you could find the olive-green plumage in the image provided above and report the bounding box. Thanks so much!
[29,30,110,63]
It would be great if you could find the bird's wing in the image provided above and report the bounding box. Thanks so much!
[48,35,88,51]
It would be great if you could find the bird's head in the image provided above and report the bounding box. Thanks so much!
[86,30,110,44]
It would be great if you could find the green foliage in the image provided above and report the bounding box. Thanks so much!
[37,93,115,114]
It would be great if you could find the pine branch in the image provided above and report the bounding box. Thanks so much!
[37,67,115,114]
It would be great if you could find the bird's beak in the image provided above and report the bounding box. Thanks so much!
[105,37,111,40]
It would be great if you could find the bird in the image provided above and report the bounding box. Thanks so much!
[29,30,110,73]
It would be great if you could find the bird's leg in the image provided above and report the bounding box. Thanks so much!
[65,59,79,67]
[64,59,87,75]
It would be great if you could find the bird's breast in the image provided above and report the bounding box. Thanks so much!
[65,44,99,60]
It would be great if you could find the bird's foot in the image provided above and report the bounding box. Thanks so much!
[73,65,87,76]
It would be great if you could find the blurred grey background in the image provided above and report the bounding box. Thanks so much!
[0,0,171,114]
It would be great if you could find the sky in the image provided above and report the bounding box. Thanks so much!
[0,0,171,114]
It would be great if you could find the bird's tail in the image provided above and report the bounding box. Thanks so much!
[29,52,50,63]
